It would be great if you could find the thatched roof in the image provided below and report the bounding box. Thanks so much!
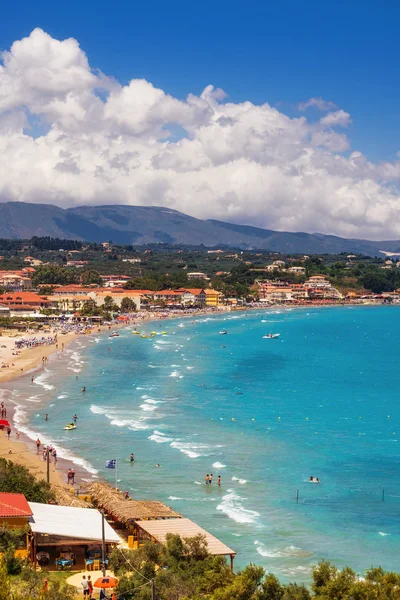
[53,485,92,508]
[89,482,181,522]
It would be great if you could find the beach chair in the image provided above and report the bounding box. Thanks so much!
[93,559,100,570]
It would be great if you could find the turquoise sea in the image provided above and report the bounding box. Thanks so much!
[4,306,400,582]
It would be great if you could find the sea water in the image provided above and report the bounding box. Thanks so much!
[4,306,400,582]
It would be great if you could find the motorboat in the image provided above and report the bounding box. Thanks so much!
[263,333,280,339]
[63,424,76,431]
[132,331,140,335]
[109,332,119,338]
[161,331,168,335]
[219,330,228,335]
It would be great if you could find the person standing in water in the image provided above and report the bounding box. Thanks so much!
[205,474,210,485]
[73,414,78,423]
[209,473,213,485]
[130,453,134,462]
[45,414,48,421]
[217,475,221,487]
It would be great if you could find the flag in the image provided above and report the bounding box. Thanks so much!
[105,459,116,469]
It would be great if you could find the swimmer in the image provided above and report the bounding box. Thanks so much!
[81,387,86,393]
[73,414,78,423]
[217,475,221,487]
[209,473,213,484]
[130,453,134,462]
[205,474,210,485]
[45,414,48,421]
[155,464,160,468]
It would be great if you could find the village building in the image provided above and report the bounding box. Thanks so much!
[287,266,306,274]
[0,292,52,316]
[187,272,209,281]
[204,289,223,306]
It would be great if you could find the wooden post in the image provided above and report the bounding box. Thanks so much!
[296,489,299,503]
[230,554,234,573]
[46,447,50,484]
[101,510,106,577]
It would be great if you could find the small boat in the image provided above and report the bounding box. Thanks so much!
[132,331,140,335]
[63,424,76,431]
[219,330,228,335]
[109,332,119,338]
[263,333,280,339]
[161,331,167,335]
[151,331,157,335]
[141,334,148,338]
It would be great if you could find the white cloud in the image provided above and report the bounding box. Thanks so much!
[298,97,337,112]
[320,110,352,128]
[0,29,400,240]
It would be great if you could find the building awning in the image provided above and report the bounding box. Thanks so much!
[136,517,236,557]
[28,502,121,544]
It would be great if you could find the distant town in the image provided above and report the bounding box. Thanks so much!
[0,237,399,319]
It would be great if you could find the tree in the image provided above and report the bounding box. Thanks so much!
[32,265,79,286]
[103,296,119,312]
[120,297,136,313]
[81,270,103,286]
[0,459,55,503]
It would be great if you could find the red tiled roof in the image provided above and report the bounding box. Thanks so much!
[0,493,32,518]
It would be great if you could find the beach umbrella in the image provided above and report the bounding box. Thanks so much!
[94,576,118,589]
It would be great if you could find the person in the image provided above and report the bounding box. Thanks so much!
[309,476,314,482]
[81,575,89,597]
[205,474,209,485]
[36,438,41,454]
[7,428,11,440]
[45,413,48,421]
[217,475,221,487]
[155,464,160,468]
[31,376,34,384]
[209,473,213,484]
[16,432,20,440]
[124,490,129,499]
[82,387,86,392]
[42,577,48,594]
[73,414,78,423]
[315,477,320,483]
[130,453,134,462]
[111,592,117,600]
[99,589,108,600]
[52,449,57,464]
[87,575,93,600]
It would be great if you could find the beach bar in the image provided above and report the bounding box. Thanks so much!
[136,517,236,571]
[89,483,236,571]
[28,502,121,571]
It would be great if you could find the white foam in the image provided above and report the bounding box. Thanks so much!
[379,532,390,536]
[170,371,180,378]
[169,441,214,459]
[140,404,157,412]
[212,461,226,469]
[168,496,182,501]
[232,476,247,484]
[148,430,173,443]
[216,490,260,524]
[57,394,68,399]
[90,405,149,430]
[34,370,55,391]
[26,395,42,403]
[254,541,312,558]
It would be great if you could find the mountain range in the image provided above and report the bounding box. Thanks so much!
[0,202,399,256]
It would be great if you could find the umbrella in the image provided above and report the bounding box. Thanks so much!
[94,577,118,589]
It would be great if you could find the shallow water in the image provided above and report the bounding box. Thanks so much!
[4,306,400,582]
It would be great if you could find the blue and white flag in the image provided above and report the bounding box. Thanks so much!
[105,459,116,469]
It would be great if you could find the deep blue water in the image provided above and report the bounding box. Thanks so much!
[4,306,400,582]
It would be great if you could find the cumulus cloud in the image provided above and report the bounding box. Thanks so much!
[1,28,400,239]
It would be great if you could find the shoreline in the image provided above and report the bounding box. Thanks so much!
[0,308,231,492]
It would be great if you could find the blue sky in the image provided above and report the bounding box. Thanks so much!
[2,0,399,162]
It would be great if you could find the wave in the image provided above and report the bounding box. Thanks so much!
[254,541,313,558]
[232,476,247,484]
[34,370,55,391]
[212,461,226,469]
[57,394,68,399]
[170,441,215,459]
[379,532,390,536]
[168,496,182,501]
[140,404,157,412]
[148,430,173,443]
[26,395,42,403]
[90,404,149,430]
[216,490,260,524]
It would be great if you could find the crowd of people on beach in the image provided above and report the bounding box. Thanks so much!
[15,335,58,349]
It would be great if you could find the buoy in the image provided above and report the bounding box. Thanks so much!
[306,417,309,420]
[388,415,391,418]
